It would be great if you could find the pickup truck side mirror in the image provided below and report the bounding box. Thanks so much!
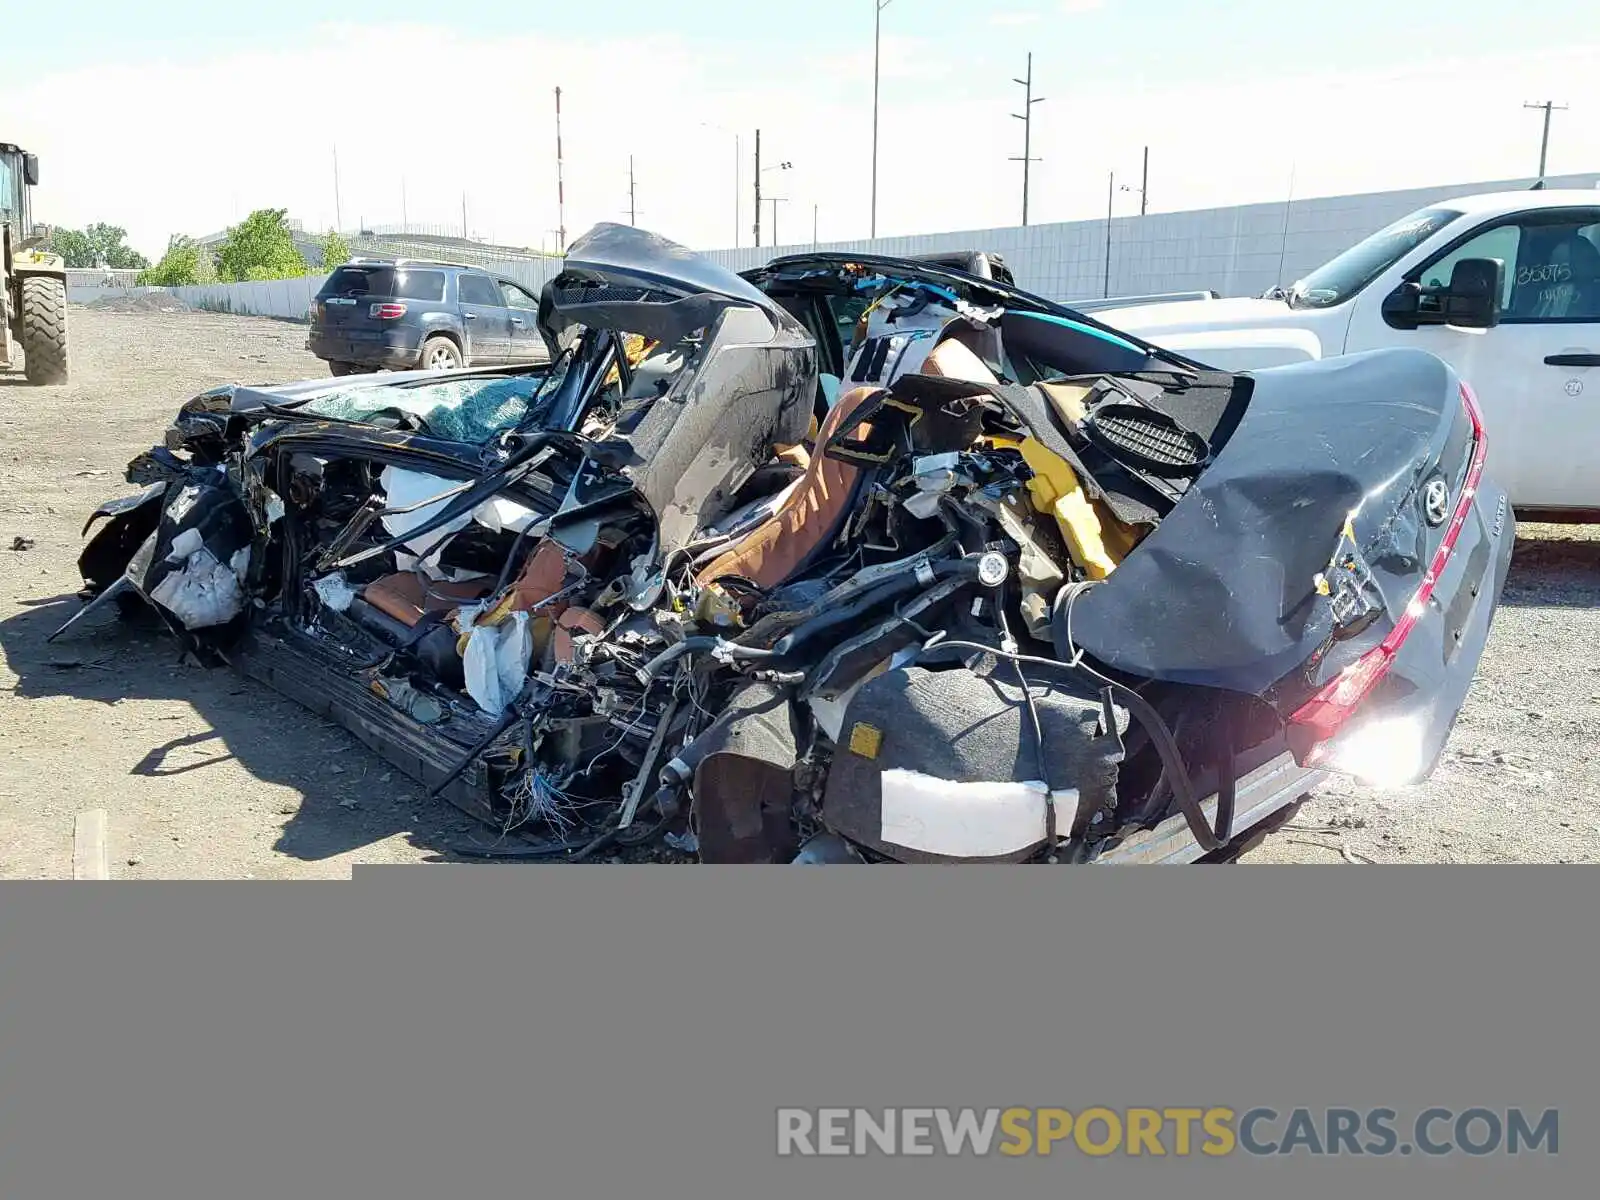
[1382,257,1504,331]
[1441,257,1503,329]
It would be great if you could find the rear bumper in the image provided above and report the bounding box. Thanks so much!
[1095,753,1327,864]
[307,327,423,368]
[1306,477,1514,786]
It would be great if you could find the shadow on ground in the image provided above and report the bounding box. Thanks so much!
[0,593,496,865]
[1501,532,1600,609]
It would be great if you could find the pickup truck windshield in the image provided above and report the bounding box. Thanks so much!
[1287,207,1462,309]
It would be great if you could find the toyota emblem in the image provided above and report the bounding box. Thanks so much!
[1423,477,1451,527]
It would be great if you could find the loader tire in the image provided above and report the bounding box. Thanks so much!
[21,276,69,385]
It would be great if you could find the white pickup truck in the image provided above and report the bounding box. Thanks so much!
[1096,189,1600,521]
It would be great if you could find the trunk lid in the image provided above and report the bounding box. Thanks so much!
[1067,347,1489,703]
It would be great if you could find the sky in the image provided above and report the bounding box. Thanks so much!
[5,0,1600,259]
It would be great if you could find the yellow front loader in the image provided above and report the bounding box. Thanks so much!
[1,142,68,384]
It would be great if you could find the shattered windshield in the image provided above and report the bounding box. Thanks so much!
[297,373,563,444]
[1287,207,1461,309]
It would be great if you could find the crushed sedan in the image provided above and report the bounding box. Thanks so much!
[53,223,1514,863]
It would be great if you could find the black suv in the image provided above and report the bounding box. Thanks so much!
[308,258,549,376]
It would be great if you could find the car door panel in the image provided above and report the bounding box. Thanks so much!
[1347,209,1600,512]
[455,274,512,363]
[501,282,547,361]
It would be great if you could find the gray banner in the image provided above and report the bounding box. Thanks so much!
[0,869,1590,1199]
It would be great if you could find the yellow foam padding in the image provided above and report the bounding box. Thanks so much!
[1017,438,1139,580]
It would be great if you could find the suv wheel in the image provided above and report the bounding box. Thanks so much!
[420,337,463,371]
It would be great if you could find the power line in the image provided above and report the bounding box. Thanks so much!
[1008,52,1045,227]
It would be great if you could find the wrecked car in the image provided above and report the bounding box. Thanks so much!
[55,223,1514,863]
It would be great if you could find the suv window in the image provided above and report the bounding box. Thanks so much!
[320,266,390,298]
[458,274,504,307]
[320,265,447,302]
[392,269,446,302]
[502,282,539,310]
[1414,213,1600,323]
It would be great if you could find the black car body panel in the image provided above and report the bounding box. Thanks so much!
[538,225,815,552]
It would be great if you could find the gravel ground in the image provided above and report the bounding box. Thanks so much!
[2,306,1596,876]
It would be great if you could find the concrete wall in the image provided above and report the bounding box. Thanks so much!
[67,261,565,318]
[698,172,1600,304]
[66,171,1599,317]
[69,275,325,319]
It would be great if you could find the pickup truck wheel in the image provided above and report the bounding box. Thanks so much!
[20,276,69,385]
[420,337,463,371]
[328,360,356,376]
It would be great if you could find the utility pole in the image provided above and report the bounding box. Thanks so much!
[871,0,894,238]
[1009,53,1045,226]
[1104,171,1114,297]
[813,203,819,250]
[554,87,567,253]
[753,131,792,247]
[1140,145,1149,215]
[628,155,637,225]
[401,177,408,230]
[1523,101,1568,179]
[332,145,343,232]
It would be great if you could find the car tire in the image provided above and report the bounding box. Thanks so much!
[420,336,463,371]
[20,275,69,385]
[328,360,356,377]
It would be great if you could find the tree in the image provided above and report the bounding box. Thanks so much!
[216,208,309,282]
[322,229,351,268]
[49,223,149,270]
[137,235,211,287]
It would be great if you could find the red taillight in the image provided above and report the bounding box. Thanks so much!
[370,302,407,319]
[1289,381,1487,766]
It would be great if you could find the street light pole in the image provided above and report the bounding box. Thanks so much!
[872,0,894,238]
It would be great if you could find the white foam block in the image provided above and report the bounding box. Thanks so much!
[879,768,1079,859]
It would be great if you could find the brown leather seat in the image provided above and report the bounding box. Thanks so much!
[694,384,883,589]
